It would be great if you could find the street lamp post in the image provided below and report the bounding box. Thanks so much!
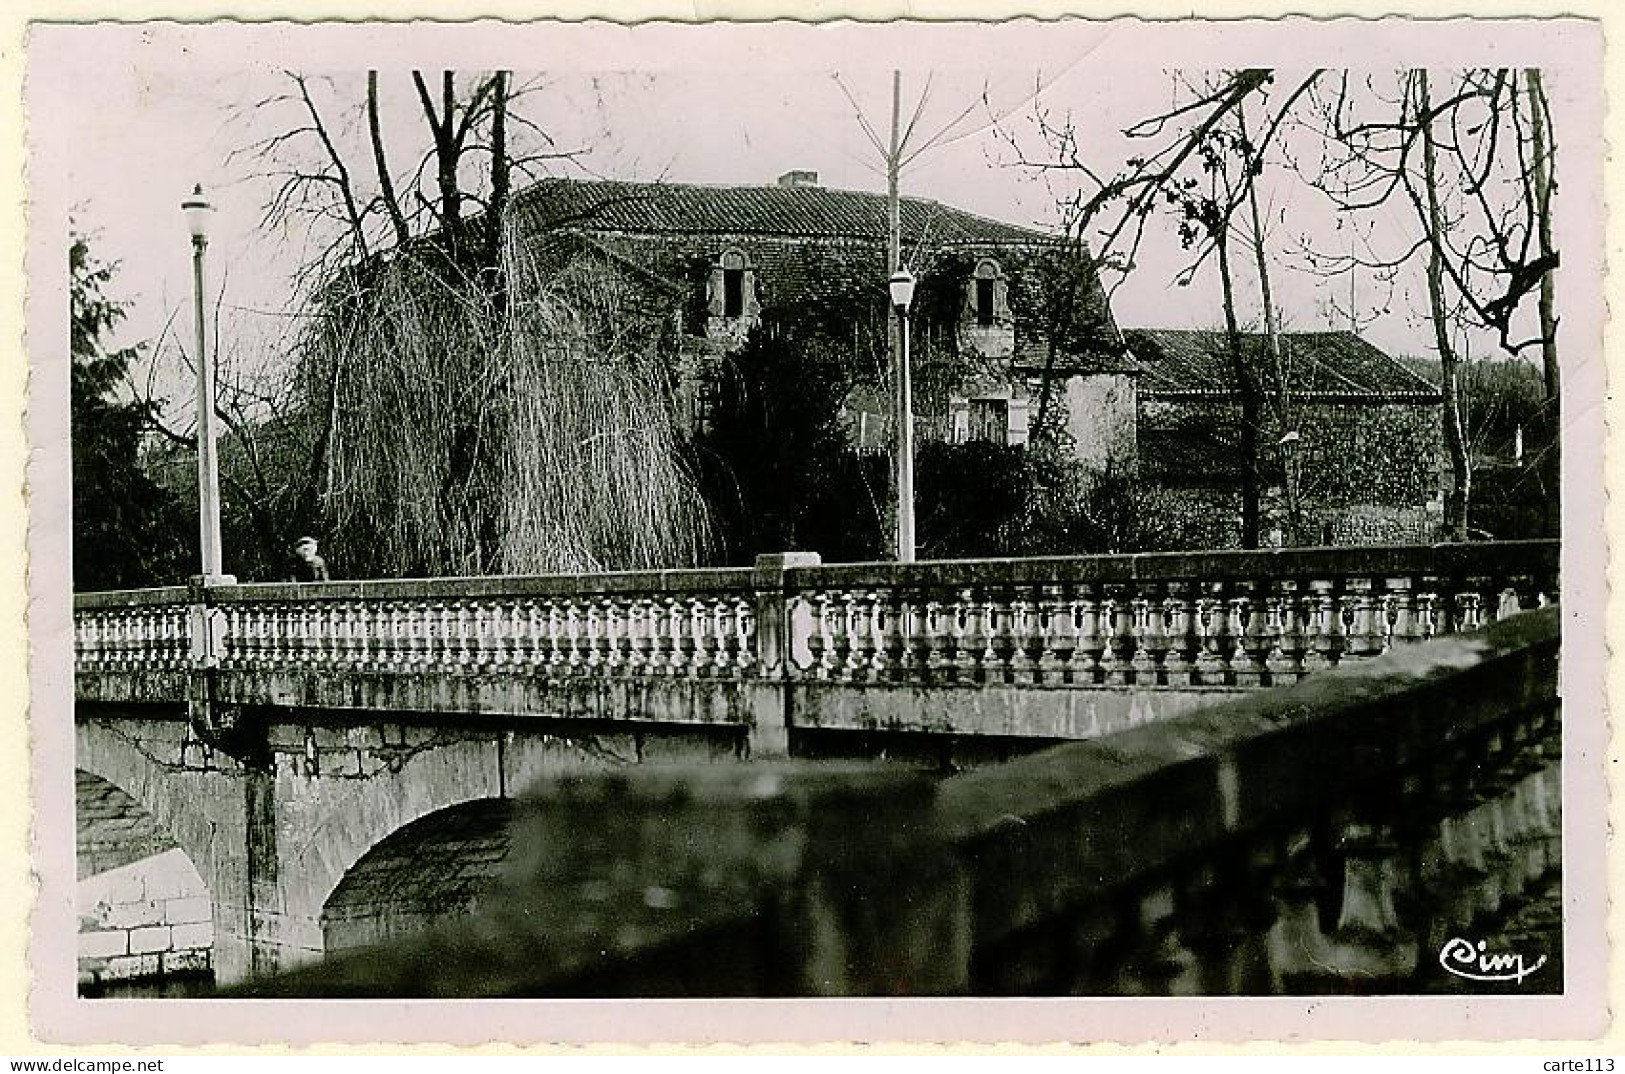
[182,184,228,584]
[889,268,917,563]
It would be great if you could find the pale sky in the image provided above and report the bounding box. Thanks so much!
[33,20,1599,425]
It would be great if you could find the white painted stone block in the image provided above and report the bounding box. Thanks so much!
[164,896,212,925]
[99,899,162,931]
[169,922,214,950]
[128,925,172,955]
[78,930,128,959]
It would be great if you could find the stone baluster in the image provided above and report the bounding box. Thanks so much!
[303,603,325,669]
[1264,581,1307,684]
[491,600,515,671]
[131,612,151,670]
[139,607,156,666]
[398,601,422,671]
[831,592,862,681]
[683,597,710,678]
[260,604,282,669]
[626,596,650,673]
[705,596,731,677]
[325,603,346,669]
[513,599,541,672]
[922,594,952,681]
[564,599,587,673]
[977,588,1010,685]
[1070,584,1105,686]
[804,593,830,680]
[1386,576,1421,646]
[537,599,562,674]
[1129,587,1166,686]
[1156,582,1197,687]
[732,595,757,677]
[1452,579,1484,634]
[240,605,262,669]
[108,611,124,671]
[177,605,196,669]
[659,596,686,677]
[99,612,117,672]
[71,613,89,672]
[878,587,910,682]
[1343,578,1385,662]
[104,612,122,672]
[596,597,623,674]
[351,601,372,671]
[1006,586,1043,686]
[823,591,855,682]
[955,589,985,683]
[74,613,95,672]
[1098,586,1135,686]
[1194,584,1234,686]
[1033,584,1070,684]
[1301,580,1343,672]
[447,599,468,670]
[1234,581,1275,687]
[430,601,454,672]
[264,604,287,669]
[379,601,403,672]
[1412,576,1441,641]
[575,599,600,674]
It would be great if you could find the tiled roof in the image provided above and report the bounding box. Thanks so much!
[514,177,1057,247]
[1125,329,1442,402]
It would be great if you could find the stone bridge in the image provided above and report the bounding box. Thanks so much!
[71,541,1558,992]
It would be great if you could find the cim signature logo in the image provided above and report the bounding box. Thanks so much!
[1438,936,1548,984]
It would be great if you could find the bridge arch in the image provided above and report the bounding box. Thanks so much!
[320,797,515,953]
[74,719,223,896]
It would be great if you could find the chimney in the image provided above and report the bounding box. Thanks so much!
[776,169,819,188]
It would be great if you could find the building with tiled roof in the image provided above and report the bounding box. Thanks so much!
[1125,328,1444,548]
[498,173,1444,548]
[1124,329,1443,403]
[518,172,1134,470]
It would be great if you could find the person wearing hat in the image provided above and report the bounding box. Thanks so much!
[285,535,330,583]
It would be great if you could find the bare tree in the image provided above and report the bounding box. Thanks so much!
[1304,68,1561,540]
[1006,69,1324,547]
[215,70,711,577]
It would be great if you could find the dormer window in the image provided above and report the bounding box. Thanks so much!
[973,259,1004,326]
[705,247,760,350]
[961,258,1014,358]
[721,249,747,318]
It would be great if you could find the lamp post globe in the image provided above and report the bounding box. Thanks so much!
[182,184,214,242]
[888,268,916,312]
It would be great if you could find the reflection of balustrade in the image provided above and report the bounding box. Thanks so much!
[74,542,1558,696]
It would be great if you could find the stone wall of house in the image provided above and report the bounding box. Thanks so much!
[1137,396,1441,546]
[1059,372,1137,474]
[576,232,1132,472]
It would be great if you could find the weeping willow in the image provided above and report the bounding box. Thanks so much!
[294,220,712,578]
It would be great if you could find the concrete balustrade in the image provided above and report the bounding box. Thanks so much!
[226,604,1562,998]
[73,542,1559,750]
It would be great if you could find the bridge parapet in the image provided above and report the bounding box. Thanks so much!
[76,542,1556,684]
[783,540,1557,688]
[74,542,1557,746]
[227,604,1563,998]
